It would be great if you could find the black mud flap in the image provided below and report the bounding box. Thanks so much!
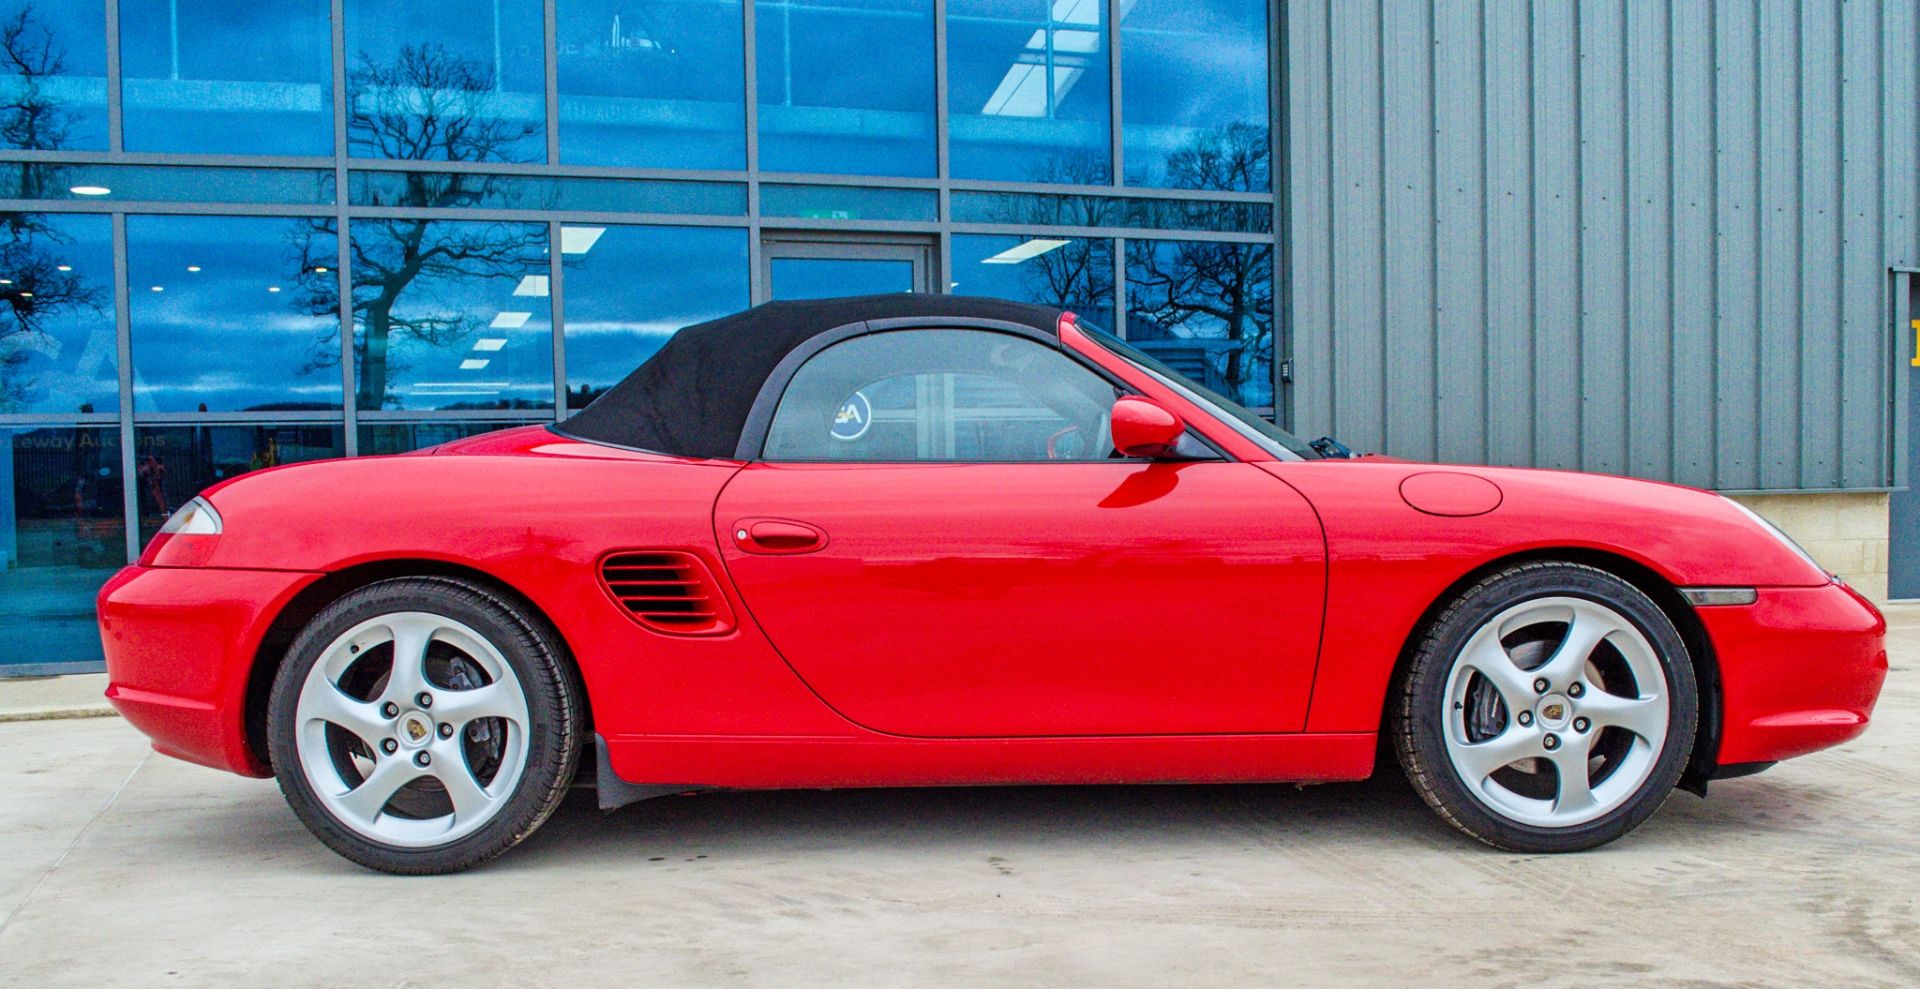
[595,734,699,810]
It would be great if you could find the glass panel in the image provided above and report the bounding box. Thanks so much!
[348,219,553,411]
[0,213,116,414]
[760,184,936,222]
[0,1,109,151]
[134,424,342,544]
[0,425,123,670]
[127,215,342,413]
[120,0,334,155]
[950,233,1110,314]
[1124,238,1273,407]
[951,190,1269,233]
[770,257,914,301]
[357,419,536,454]
[349,171,745,214]
[560,225,748,409]
[764,329,1116,460]
[0,163,335,204]
[1119,0,1269,192]
[345,0,547,164]
[947,0,1109,184]
[755,0,935,177]
[556,0,746,170]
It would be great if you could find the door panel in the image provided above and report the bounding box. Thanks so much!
[714,461,1326,737]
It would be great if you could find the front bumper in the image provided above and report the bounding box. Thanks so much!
[97,565,324,777]
[1700,580,1888,766]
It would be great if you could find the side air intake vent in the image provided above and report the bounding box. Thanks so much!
[597,551,735,635]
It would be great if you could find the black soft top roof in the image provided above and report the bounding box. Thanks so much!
[555,294,1069,460]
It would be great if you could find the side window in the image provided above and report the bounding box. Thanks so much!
[763,330,1121,461]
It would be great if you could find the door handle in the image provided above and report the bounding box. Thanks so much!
[732,518,827,555]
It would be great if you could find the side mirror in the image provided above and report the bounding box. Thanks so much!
[1110,395,1186,459]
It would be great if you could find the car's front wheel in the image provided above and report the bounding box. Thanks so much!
[1391,561,1698,852]
[266,577,580,874]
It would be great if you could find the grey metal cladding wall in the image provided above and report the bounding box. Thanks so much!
[1284,0,1920,492]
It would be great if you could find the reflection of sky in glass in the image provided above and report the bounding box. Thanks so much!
[346,0,548,163]
[557,0,746,169]
[0,1,109,150]
[351,219,552,411]
[0,213,117,414]
[127,215,342,413]
[755,0,935,176]
[1125,238,1273,407]
[561,224,747,408]
[950,233,1111,316]
[947,0,1110,183]
[0,425,124,668]
[359,420,527,455]
[1121,0,1268,190]
[120,0,334,155]
[770,258,914,300]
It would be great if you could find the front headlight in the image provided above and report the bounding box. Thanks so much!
[1722,496,1827,576]
[158,496,223,535]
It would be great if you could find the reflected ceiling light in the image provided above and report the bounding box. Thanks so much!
[980,0,1106,117]
[560,226,605,255]
[473,338,508,351]
[489,311,531,329]
[149,285,164,292]
[0,279,9,284]
[981,238,1070,264]
[19,291,32,298]
[460,358,491,370]
[69,185,111,196]
[187,265,201,272]
[268,286,282,293]
[513,275,550,297]
[314,266,329,273]
[56,264,71,271]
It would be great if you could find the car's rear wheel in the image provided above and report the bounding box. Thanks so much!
[267,577,579,874]
[1391,561,1698,852]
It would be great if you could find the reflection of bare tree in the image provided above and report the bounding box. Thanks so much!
[0,3,74,153]
[1128,123,1272,397]
[293,45,546,409]
[0,214,105,411]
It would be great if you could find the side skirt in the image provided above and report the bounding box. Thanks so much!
[597,731,1378,796]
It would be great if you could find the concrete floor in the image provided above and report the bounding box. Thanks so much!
[2,612,1916,988]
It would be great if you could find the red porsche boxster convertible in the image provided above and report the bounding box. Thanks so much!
[98,295,1887,873]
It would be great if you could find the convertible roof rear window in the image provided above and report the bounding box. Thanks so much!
[555,294,1066,460]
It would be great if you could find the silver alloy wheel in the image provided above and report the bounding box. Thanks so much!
[294,611,532,848]
[1440,596,1670,828]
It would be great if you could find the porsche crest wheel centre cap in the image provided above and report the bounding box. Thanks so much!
[398,712,434,748]
[1535,694,1572,730]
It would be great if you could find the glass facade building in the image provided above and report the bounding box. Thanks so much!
[0,0,1277,673]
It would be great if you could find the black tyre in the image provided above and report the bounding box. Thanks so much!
[1391,561,1698,852]
[266,577,580,874]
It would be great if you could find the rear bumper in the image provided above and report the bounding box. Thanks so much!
[97,565,323,777]
[1700,581,1888,766]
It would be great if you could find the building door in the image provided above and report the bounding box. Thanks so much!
[1891,272,1920,598]
[760,234,934,302]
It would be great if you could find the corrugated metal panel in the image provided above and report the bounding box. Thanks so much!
[1283,0,1920,491]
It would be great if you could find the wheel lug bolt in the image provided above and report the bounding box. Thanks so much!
[382,702,398,718]
[1516,711,1533,726]
[1574,717,1590,733]
[1543,733,1561,750]
[415,751,431,767]
[438,723,454,739]
[1568,682,1585,698]
[1533,678,1550,694]
[381,739,398,754]
[416,692,433,708]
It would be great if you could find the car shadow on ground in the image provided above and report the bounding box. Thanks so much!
[484,766,1845,872]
